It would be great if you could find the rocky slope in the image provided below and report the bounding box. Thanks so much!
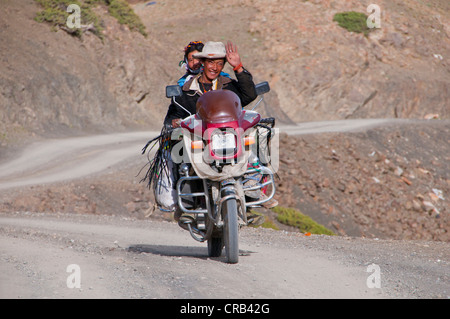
[1,0,449,149]
[133,0,450,122]
[274,120,449,241]
[0,0,167,148]
[246,0,450,121]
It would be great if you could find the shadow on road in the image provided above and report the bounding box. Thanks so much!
[127,244,255,261]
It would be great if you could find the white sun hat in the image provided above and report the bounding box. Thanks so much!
[193,41,226,59]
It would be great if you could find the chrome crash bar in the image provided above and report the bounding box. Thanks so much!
[243,166,276,207]
[176,165,276,216]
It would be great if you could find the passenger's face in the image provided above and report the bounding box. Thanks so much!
[202,58,225,82]
[187,51,202,71]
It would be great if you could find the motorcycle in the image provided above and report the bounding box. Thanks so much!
[142,81,276,264]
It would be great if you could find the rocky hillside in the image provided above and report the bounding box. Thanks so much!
[134,0,450,121]
[0,0,168,149]
[275,121,449,241]
[246,0,450,121]
[1,0,449,150]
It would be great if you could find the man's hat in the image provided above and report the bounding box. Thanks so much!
[193,41,226,59]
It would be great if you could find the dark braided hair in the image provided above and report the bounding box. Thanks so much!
[184,41,204,61]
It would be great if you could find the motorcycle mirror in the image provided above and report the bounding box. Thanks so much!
[166,85,182,98]
[255,81,270,95]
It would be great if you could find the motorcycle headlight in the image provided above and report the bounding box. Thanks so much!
[211,131,236,156]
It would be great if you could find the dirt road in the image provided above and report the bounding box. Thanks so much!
[0,131,158,190]
[0,119,449,299]
[0,213,381,299]
[1,212,448,299]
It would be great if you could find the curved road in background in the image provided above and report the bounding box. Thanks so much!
[0,119,409,190]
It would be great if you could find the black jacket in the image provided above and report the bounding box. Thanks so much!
[163,69,257,126]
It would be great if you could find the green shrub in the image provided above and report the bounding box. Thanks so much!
[35,0,70,26]
[333,11,371,36]
[260,220,280,230]
[34,0,103,38]
[107,0,148,37]
[273,206,335,236]
[34,0,147,39]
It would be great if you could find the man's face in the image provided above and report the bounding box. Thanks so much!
[203,58,225,82]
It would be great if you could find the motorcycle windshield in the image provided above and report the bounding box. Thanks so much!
[196,90,242,124]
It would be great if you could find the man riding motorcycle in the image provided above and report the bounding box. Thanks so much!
[164,41,257,128]
[142,41,277,262]
[148,41,276,223]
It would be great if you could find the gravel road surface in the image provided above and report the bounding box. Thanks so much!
[1,212,448,299]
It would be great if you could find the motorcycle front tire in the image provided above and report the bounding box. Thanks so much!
[224,198,239,264]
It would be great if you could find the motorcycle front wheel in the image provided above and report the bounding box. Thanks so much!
[223,198,239,264]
